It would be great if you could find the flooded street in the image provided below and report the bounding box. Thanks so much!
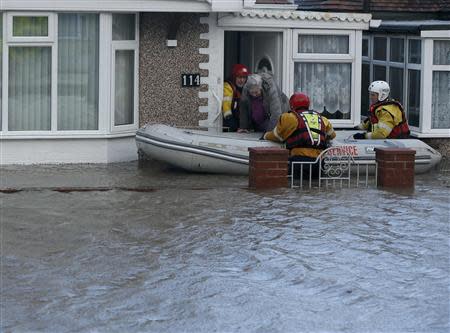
[1,162,449,333]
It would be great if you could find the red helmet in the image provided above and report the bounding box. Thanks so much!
[289,92,310,111]
[231,64,249,79]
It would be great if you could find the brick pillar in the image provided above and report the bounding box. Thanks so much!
[248,147,289,189]
[375,148,416,189]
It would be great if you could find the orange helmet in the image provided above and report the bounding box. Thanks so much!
[289,92,310,111]
[231,64,249,79]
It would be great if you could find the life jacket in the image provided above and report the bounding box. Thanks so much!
[369,100,410,139]
[225,80,242,116]
[285,110,327,150]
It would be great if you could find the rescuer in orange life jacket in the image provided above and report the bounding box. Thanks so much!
[222,64,250,132]
[263,92,336,178]
[353,80,410,140]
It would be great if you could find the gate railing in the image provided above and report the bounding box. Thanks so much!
[290,146,378,189]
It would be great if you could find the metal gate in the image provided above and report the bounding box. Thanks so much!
[290,146,378,189]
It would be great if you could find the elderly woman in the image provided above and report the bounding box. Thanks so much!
[238,72,289,133]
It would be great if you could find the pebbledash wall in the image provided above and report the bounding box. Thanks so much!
[139,13,209,127]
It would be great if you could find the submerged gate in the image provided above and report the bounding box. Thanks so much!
[290,146,378,189]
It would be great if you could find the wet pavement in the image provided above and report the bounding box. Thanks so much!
[1,161,449,333]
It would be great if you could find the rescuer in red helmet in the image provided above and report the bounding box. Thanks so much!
[222,64,249,132]
[263,92,336,178]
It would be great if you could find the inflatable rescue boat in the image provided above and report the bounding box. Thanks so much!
[136,124,442,175]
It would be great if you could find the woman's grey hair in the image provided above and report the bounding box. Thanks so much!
[244,74,263,90]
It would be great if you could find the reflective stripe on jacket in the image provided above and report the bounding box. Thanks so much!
[286,111,328,150]
[264,111,336,158]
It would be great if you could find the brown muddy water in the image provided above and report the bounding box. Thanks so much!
[1,161,449,333]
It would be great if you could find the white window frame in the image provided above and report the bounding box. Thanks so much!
[362,34,424,131]
[419,33,450,137]
[110,13,139,133]
[1,12,139,138]
[7,12,56,43]
[291,29,359,127]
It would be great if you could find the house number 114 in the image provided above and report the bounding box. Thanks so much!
[181,74,200,87]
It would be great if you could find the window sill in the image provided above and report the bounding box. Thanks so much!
[0,131,137,140]
[410,131,450,139]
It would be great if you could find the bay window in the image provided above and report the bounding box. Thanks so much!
[361,35,422,127]
[292,30,357,124]
[1,12,138,136]
[363,31,450,137]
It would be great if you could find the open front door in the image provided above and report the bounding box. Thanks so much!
[224,31,283,89]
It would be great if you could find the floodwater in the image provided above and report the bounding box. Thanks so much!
[1,161,449,333]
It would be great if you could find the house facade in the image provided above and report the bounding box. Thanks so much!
[296,0,450,153]
[0,0,448,164]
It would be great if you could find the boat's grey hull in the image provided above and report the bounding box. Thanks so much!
[136,124,442,175]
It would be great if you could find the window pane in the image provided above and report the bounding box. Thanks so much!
[390,38,405,63]
[433,40,450,65]
[112,14,135,41]
[115,50,134,126]
[408,39,421,64]
[58,13,99,130]
[407,69,421,127]
[294,62,351,119]
[373,37,387,61]
[373,65,386,81]
[389,67,404,102]
[361,63,370,117]
[13,16,48,37]
[9,47,51,131]
[431,71,450,129]
[362,38,369,57]
[298,35,349,54]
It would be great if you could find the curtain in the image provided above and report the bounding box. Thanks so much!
[298,35,348,54]
[58,13,99,130]
[294,62,351,119]
[431,71,450,129]
[433,41,450,65]
[8,47,51,131]
[114,50,134,126]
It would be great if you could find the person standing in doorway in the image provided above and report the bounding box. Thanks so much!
[222,64,249,132]
[353,80,410,139]
[238,72,289,133]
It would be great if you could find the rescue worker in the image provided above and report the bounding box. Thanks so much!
[353,80,410,139]
[239,72,289,133]
[222,64,249,132]
[263,92,336,178]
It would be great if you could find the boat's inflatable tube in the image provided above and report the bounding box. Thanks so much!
[136,124,442,175]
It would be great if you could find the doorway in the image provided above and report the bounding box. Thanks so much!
[224,31,283,88]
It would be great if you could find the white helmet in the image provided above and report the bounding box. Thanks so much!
[368,80,390,102]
